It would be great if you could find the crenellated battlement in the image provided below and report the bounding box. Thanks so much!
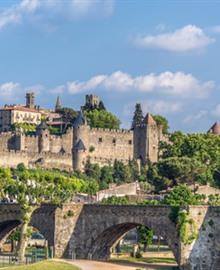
[0,131,14,136]
[90,127,132,134]
[25,134,38,138]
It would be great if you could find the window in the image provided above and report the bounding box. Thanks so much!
[98,137,102,143]
[128,140,132,145]
[112,138,116,144]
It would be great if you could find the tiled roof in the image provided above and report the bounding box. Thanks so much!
[0,106,40,113]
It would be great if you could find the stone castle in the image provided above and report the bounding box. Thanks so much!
[0,95,163,171]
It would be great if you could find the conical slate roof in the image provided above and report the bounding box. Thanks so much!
[208,122,220,134]
[55,96,62,111]
[144,113,156,125]
[72,111,87,128]
[37,121,49,130]
[75,139,86,151]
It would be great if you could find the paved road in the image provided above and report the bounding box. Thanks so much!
[64,259,177,270]
[65,259,138,270]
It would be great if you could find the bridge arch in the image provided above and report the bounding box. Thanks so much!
[0,220,21,249]
[0,204,56,250]
[0,219,51,251]
[67,205,180,264]
[89,222,179,261]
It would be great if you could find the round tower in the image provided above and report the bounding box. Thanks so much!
[36,121,50,153]
[72,111,89,171]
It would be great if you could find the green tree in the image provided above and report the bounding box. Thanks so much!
[82,179,99,195]
[101,195,129,205]
[84,160,101,180]
[0,167,12,198]
[113,160,132,184]
[100,166,113,189]
[85,109,120,129]
[208,194,220,206]
[162,184,206,206]
[16,163,26,172]
[58,107,78,131]
[128,159,139,181]
[137,226,153,252]
[131,103,144,129]
[160,132,220,188]
[147,156,209,192]
[5,168,80,262]
[153,114,169,134]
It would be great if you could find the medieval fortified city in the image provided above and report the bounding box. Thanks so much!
[1,1,220,270]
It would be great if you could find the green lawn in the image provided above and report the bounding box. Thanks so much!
[112,256,179,270]
[112,256,176,264]
[2,260,80,270]
[139,257,176,264]
[120,244,171,253]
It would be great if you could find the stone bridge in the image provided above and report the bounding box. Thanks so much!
[0,204,219,270]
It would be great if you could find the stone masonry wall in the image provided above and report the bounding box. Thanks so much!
[0,151,72,171]
[180,206,220,270]
[88,128,133,165]
[24,135,39,153]
[49,128,73,154]
[147,124,160,163]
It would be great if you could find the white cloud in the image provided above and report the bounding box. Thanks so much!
[67,75,107,94]
[0,82,20,97]
[135,25,214,52]
[0,7,21,29]
[0,0,114,30]
[123,100,182,117]
[0,82,45,103]
[184,110,208,123]
[67,70,214,98]
[141,100,182,115]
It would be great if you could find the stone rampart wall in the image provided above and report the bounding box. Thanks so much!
[0,150,72,171]
[24,135,39,153]
[88,128,133,164]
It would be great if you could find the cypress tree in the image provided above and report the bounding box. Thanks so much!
[132,103,144,129]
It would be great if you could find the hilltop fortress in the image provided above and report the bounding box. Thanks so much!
[0,94,164,171]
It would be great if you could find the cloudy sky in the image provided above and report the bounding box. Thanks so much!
[0,0,220,132]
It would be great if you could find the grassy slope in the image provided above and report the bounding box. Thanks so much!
[2,260,80,270]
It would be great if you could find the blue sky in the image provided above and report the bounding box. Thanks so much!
[0,0,220,132]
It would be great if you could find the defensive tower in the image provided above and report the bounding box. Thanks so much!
[26,92,35,109]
